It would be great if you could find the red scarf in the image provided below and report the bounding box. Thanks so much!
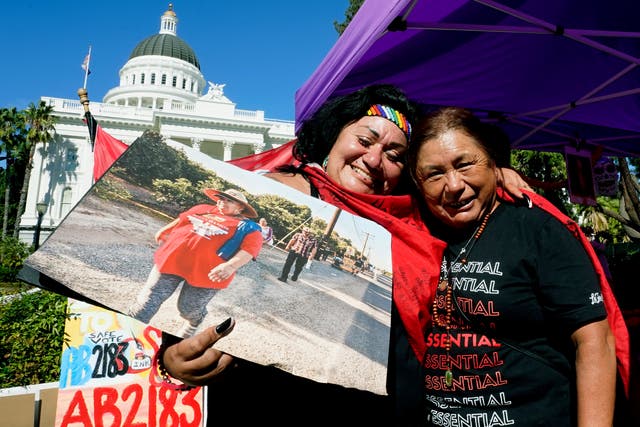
[302,165,446,372]
[501,189,631,396]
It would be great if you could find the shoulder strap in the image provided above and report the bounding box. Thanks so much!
[217,219,261,260]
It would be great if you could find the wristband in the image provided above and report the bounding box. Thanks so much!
[153,343,196,391]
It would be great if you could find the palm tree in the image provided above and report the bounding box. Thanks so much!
[600,157,640,240]
[13,101,56,239]
[0,107,27,237]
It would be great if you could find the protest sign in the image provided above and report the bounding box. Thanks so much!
[20,133,393,395]
[56,299,204,426]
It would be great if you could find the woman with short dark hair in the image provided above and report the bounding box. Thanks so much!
[408,106,622,426]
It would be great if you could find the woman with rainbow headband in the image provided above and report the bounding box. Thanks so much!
[265,84,419,197]
[156,84,534,425]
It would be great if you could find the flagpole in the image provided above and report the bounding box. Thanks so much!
[77,87,96,152]
[82,45,92,89]
[78,88,90,114]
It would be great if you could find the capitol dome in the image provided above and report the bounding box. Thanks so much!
[103,4,206,108]
[129,34,200,69]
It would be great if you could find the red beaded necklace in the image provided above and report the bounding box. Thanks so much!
[431,209,493,387]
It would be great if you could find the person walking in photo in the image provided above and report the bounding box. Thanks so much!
[352,256,365,275]
[128,188,263,337]
[277,226,317,282]
[259,217,274,245]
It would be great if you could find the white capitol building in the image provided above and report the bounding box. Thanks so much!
[19,4,295,243]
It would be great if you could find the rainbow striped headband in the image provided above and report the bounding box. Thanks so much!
[366,104,412,139]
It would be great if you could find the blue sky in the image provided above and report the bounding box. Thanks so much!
[1,1,349,121]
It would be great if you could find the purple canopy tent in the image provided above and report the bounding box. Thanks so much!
[295,0,640,158]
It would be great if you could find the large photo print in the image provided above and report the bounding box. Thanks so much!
[21,131,393,394]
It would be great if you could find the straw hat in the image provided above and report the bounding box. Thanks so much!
[203,188,258,218]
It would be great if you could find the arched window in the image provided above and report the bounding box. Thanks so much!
[172,76,177,87]
[161,74,167,85]
[141,73,145,84]
[65,148,78,172]
[60,187,73,217]
[132,74,136,85]
[151,73,156,84]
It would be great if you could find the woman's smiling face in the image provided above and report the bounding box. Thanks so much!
[216,198,242,216]
[414,129,498,230]
[324,115,408,195]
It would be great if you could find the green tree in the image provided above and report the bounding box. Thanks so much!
[14,101,56,239]
[334,0,364,34]
[0,288,68,387]
[0,107,27,238]
[602,157,640,239]
[512,151,640,243]
[511,150,568,210]
[0,234,68,388]
[0,236,30,281]
[114,130,211,188]
[253,194,312,246]
[151,174,227,217]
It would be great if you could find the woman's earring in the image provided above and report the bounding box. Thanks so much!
[322,156,329,170]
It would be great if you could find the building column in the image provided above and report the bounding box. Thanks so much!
[253,143,265,154]
[223,140,234,161]
[191,137,203,152]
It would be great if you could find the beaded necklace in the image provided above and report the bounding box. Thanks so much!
[431,209,492,387]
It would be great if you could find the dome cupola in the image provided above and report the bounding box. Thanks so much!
[129,3,200,69]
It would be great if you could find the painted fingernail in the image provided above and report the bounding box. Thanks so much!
[216,317,232,334]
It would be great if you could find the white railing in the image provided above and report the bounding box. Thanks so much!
[43,96,294,128]
[169,102,195,112]
[234,109,261,120]
[42,97,155,120]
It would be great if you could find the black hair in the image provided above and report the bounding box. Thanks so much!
[485,123,512,168]
[292,84,420,165]
[407,107,507,186]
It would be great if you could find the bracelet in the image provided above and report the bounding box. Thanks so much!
[153,343,196,391]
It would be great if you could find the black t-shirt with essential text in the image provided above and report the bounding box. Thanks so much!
[424,203,606,427]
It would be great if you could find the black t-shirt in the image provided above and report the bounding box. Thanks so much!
[424,203,606,426]
[388,304,428,426]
